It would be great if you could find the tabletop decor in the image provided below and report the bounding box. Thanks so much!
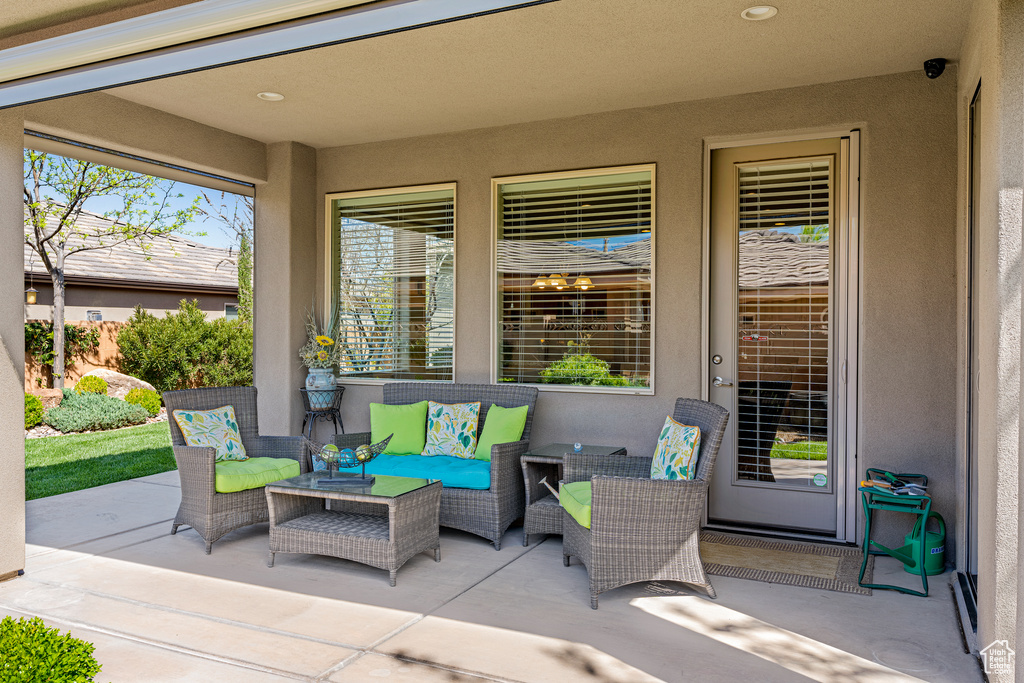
[306,434,392,487]
[299,302,343,390]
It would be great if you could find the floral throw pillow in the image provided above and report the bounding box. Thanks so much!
[173,405,248,462]
[650,415,701,480]
[422,401,481,459]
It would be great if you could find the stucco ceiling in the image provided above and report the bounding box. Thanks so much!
[108,0,971,149]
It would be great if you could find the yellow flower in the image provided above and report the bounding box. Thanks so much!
[316,335,334,346]
[317,350,329,361]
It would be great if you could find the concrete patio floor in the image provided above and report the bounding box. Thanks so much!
[0,471,983,682]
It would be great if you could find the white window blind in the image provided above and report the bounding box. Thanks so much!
[330,186,454,381]
[735,159,831,482]
[495,168,653,390]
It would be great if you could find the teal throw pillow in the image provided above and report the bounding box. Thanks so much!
[423,401,481,459]
[474,404,529,461]
[370,401,429,455]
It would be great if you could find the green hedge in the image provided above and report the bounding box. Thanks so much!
[24,394,44,430]
[44,390,149,434]
[0,616,101,682]
[539,352,635,387]
[117,300,253,392]
[125,388,162,417]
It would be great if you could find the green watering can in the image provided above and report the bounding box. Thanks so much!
[901,511,946,576]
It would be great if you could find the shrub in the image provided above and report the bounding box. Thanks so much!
[539,352,640,387]
[0,615,101,682]
[125,388,162,417]
[24,322,100,376]
[24,394,44,430]
[74,375,108,396]
[44,390,149,433]
[118,300,253,392]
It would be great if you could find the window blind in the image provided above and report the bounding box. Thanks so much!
[496,169,653,389]
[735,159,831,483]
[331,187,454,380]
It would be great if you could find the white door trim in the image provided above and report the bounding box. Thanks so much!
[701,128,862,542]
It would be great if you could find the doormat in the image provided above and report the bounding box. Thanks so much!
[700,531,873,595]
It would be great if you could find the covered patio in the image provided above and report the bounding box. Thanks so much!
[4,472,979,681]
[0,0,1021,679]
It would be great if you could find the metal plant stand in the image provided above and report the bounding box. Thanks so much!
[300,387,345,440]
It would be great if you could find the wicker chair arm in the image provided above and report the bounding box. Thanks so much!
[563,453,652,484]
[331,432,372,449]
[172,445,217,502]
[589,475,708,534]
[247,436,309,472]
[488,439,529,492]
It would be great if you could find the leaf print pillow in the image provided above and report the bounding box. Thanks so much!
[421,401,481,459]
[173,405,248,462]
[650,415,700,480]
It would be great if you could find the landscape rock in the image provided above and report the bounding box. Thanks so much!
[80,369,157,399]
[30,388,63,410]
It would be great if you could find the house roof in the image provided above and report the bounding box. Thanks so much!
[739,230,829,289]
[24,211,238,293]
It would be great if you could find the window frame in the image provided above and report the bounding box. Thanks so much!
[324,182,457,386]
[489,164,656,395]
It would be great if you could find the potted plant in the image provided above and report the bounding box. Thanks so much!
[299,303,343,390]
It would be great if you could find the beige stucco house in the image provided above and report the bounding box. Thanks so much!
[0,0,1019,677]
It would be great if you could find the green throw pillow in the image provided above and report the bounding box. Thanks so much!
[370,401,429,455]
[474,404,529,461]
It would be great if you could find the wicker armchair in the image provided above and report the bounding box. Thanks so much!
[562,398,729,608]
[332,382,538,550]
[164,386,308,554]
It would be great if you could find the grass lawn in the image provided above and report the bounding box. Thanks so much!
[25,422,175,500]
[770,439,828,461]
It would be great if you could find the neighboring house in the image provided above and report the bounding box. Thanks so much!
[0,1,1022,679]
[24,212,239,323]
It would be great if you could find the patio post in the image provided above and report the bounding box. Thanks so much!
[0,110,25,580]
[253,141,316,435]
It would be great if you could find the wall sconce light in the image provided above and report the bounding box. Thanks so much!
[574,276,593,291]
[25,286,37,305]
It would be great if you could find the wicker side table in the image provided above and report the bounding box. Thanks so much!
[266,472,441,586]
[521,443,626,546]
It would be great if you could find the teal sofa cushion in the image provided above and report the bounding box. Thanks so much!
[364,454,491,490]
[215,457,300,493]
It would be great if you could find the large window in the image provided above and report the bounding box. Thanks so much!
[493,166,653,392]
[328,184,455,381]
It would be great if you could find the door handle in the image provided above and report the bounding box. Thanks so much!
[712,376,734,387]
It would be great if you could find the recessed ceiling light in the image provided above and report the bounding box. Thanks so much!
[256,91,284,101]
[741,6,778,20]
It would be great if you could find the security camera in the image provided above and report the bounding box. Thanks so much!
[924,58,946,79]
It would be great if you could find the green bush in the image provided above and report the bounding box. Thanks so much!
[24,394,44,430]
[74,375,108,396]
[539,352,640,387]
[118,300,253,392]
[44,390,149,433]
[0,615,101,682]
[24,322,100,374]
[125,388,162,417]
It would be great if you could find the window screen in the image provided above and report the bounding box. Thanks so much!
[495,168,653,390]
[329,186,454,381]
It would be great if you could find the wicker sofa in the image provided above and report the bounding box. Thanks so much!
[164,386,308,554]
[332,382,538,550]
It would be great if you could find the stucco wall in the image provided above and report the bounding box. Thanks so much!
[23,282,237,322]
[316,70,958,543]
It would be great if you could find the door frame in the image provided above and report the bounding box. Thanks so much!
[701,128,862,542]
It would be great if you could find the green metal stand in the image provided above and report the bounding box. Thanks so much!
[858,468,931,596]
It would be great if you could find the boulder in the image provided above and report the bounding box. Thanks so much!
[80,369,157,399]
[30,388,63,410]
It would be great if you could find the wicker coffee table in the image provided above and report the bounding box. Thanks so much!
[521,443,626,546]
[265,472,442,586]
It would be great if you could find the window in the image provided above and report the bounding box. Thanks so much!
[493,166,653,392]
[328,184,455,381]
[86,310,102,322]
[224,304,239,321]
